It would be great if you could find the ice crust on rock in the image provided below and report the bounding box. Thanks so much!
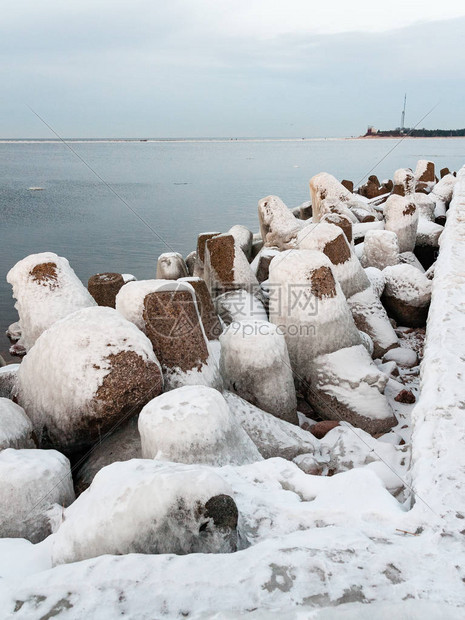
[0,398,34,450]
[16,306,163,454]
[309,172,353,222]
[139,385,262,465]
[224,391,326,465]
[6,252,96,351]
[0,448,74,543]
[52,459,240,565]
[219,320,297,424]
[362,229,399,270]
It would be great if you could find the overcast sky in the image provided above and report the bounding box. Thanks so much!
[2,1,465,138]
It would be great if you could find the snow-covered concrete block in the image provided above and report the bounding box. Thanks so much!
[139,385,261,465]
[179,277,222,340]
[193,232,220,278]
[6,252,96,351]
[0,398,34,450]
[156,252,189,280]
[227,225,253,260]
[362,229,400,270]
[52,460,240,565]
[0,448,74,543]
[257,195,306,249]
[0,364,20,399]
[204,234,260,298]
[215,290,268,325]
[384,195,419,253]
[382,264,432,327]
[392,168,415,197]
[16,306,163,455]
[219,320,297,424]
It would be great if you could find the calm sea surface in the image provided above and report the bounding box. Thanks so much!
[1,137,464,352]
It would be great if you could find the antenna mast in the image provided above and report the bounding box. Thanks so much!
[400,93,407,131]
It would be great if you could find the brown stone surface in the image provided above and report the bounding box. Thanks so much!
[206,234,235,285]
[185,278,222,340]
[310,266,337,299]
[341,179,354,192]
[394,389,416,404]
[57,350,163,457]
[197,232,220,265]
[88,273,125,308]
[381,180,393,193]
[323,232,351,265]
[417,162,435,183]
[440,167,450,178]
[30,262,58,288]
[255,253,275,283]
[403,203,416,217]
[309,420,340,439]
[143,289,209,373]
[382,294,429,328]
[321,213,353,243]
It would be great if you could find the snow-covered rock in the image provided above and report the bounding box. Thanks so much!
[6,321,21,341]
[185,250,197,276]
[0,448,74,543]
[416,218,443,248]
[87,272,125,308]
[204,234,260,297]
[193,232,220,278]
[6,252,96,351]
[250,247,280,283]
[268,250,394,433]
[0,364,20,399]
[74,418,141,494]
[227,225,253,260]
[156,252,189,280]
[52,460,240,564]
[142,282,222,390]
[383,347,417,368]
[384,195,419,253]
[215,289,268,324]
[257,195,305,249]
[414,159,436,193]
[219,320,297,424]
[0,398,34,450]
[382,264,432,327]
[224,392,326,466]
[139,385,261,465]
[16,306,163,455]
[364,266,385,297]
[321,212,353,244]
[309,172,353,222]
[413,192,436,221]
[392,168,415,197]
[296,222,370,298]
[362,229,399,270]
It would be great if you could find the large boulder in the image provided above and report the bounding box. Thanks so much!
[139,385,261,465]
[6,252,96,351]
[0,398,35,450]
[0,448,74,543]
[15,306,163,456]
[117,280,221,390]
[142,282,221,390]
[384,195,419,253]
[52,460,240,564]
[268,250,395,433]
[219,320,297,424]
[382,264,432,327]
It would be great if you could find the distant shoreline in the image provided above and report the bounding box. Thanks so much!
[1,136,465,144]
